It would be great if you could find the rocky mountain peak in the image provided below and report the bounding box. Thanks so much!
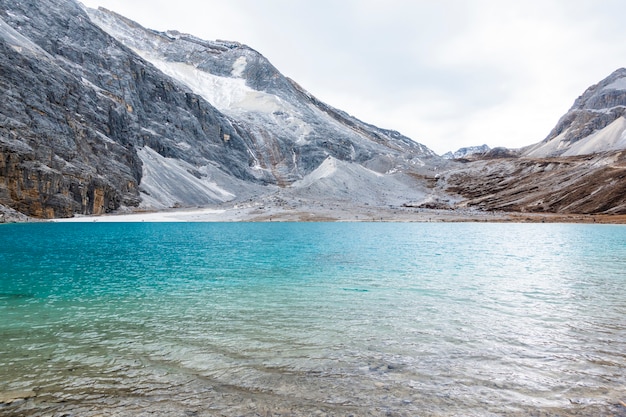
[526,68,626,157]
[573,67,626,108]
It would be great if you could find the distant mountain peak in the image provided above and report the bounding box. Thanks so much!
[442,144,490,159]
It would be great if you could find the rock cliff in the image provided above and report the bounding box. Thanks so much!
[0,0,255,217]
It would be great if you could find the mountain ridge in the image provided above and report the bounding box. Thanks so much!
[1,0,625,221]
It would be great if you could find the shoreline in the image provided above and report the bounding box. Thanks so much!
[46,205,626,224]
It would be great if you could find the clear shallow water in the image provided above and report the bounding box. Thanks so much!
[0,222,625,416]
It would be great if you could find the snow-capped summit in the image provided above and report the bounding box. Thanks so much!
[442,144,490,159]
[525,68,626,157]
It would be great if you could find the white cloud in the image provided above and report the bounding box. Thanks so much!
[79,0,626,154]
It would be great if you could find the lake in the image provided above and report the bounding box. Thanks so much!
[1,222,625,416]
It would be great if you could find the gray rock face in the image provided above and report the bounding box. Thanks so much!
[0,0,261,217]
[0,1,137,217]
[526,68,626,157]
[0,0,438,218]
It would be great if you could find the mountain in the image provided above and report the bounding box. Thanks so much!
[1,0,625,221]
[433,69,626,215]
[525,68,626,157]
[442,144,490,160]
[429,69,626,216]
[0,0,439,219]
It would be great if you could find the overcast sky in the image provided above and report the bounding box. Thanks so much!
[79,0,626,155]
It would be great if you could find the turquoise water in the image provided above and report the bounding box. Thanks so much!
[1,222,625,416]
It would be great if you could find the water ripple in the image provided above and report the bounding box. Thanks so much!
[1,222,625,416]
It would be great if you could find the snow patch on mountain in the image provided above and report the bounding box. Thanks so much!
[130,51,358,150]
[231,56,247,77]
[138,54,285,114]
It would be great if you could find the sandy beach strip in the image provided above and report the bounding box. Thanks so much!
[49,204,626,224]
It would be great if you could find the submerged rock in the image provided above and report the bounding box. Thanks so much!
[0,390,36,404]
